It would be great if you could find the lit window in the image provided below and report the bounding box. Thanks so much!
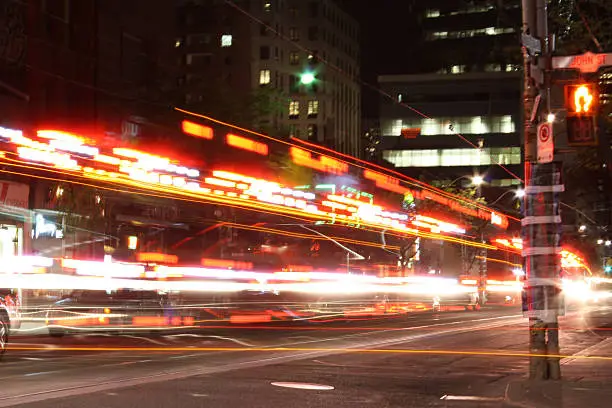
[485,63,502,72]
[175,38,182,48]
[382,116,516,136]
[451,65,465,74]
[264,2,271,12]
[221,34,232,47]
[289,52,300,65]
[398,94,403,102]
[307,100,319,117]
[383,147,521,168]
[307,124,318,140]
[259,69,271,85]
[426,9,440,18]
[429,27,515,40]
[289,100,300,118]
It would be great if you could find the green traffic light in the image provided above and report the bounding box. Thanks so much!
[300,72,316,85]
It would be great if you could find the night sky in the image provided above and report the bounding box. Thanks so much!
[343,1,421,117]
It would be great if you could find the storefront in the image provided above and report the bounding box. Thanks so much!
[0,180,30,257]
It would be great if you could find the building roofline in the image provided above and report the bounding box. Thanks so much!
[378,71,522,83]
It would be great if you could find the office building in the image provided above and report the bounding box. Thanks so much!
[378,0,523,187]
[176,0,361,157]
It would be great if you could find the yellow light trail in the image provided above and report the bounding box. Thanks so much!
[7,345,612,361]
[0,151,500,251]
[175,107,519,222]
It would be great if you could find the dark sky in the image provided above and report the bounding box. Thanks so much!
[342,1,421,117]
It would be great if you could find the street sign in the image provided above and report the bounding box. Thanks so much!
[567,116,597,146]
[536,123,553,163]
[552,52,612,73]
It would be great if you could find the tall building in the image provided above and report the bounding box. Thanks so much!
[377,0,523,188]
[176,0,361,157]
[0,0,177,137]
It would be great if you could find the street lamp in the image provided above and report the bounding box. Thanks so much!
[447,174,484,187]
[578,225,587,233]
[598,239,604,245]
[299,71,316,85]
[547,113,556,123]
[488,188,525,206]
[472,175,484,186]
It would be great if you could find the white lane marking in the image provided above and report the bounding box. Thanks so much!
[170,354,201,360]
[271,382,334,391]
[165,333,255,347]
[0,314,523,406]
[120,335,166,346]
[21,357,44,361]
[440,395,503,401]
[24,371,58,377]
[562,337,612,365]
[191,393,209,397]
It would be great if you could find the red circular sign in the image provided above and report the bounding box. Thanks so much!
[539,125,550,143]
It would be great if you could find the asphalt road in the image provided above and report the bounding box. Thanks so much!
[2,305,612,407]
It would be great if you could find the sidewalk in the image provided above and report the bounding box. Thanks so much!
[504,337,612,407]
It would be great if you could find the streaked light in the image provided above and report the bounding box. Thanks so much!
[226,133,269,155]
[182,120,213,139]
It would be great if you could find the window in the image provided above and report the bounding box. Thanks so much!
[186,53,212,66]
[290,27,299,41]
[426,9,440,18]
[175,38,183,48]
[187,33,211,46]
[309,2,319,17]
[308,26,318,41]
[221,34,232,47]
[260,46,270,60]
[451,65,466,74]
[289,52,300,65]
[259,69,271,85]
[264,1,271,12]
[289,100,300,118]
[428,27,515,40]
[485,63,502,72]
[307,124,318,140]
[383,147,521,168]
[307,100,319,117]
[289,125,300,137]
[260,23,270,36]
[382,115,516,136]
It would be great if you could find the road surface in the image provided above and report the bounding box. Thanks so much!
[2,305,612,407]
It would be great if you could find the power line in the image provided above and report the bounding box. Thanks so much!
[223,0,524,183]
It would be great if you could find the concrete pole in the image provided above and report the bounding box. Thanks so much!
[522,0,562,380]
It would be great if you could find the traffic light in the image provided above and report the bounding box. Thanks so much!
[299,71,316,85]
[605,258,612,274]
[565,83,598,146]
[565,83,598,116]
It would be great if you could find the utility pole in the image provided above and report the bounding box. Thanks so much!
[521,0,563,380]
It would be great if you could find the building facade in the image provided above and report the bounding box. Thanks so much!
[176,0,361,157]
[379,71,523,187]
[376,0,523,189]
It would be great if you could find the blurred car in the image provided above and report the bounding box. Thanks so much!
[46,289,167,337]
[1,288,22,360]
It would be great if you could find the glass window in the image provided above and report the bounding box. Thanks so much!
[289,100,300,118]
[260,46,270,60]
[382,116,516,136]
[307,124,318,140]
[221,34,232,47]
[259,69,271,85]
[290,27,299,41]
[307,100,319,117]
[426,9,440,18]
[264,2,271,12]
[308,26,318,41]
[289,52,300,65]
[383,147,521,167]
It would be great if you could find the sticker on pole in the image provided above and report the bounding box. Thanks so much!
[536,123,553,164]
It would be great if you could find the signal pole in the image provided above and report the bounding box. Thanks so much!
[521,0,563,380]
